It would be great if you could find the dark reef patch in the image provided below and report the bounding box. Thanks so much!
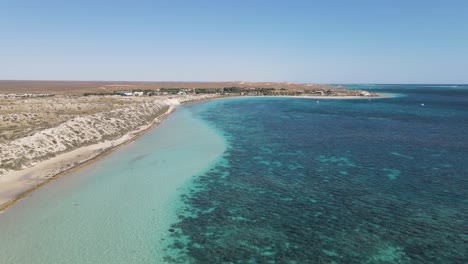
[165,87,468,263]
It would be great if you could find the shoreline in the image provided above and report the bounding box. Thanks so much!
[0,105,177,212]
[0,102,229,263]
[246,92,396,99]
[0,92,392,213]
[210,92,396,102]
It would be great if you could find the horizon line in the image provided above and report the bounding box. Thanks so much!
[0,79,467,86]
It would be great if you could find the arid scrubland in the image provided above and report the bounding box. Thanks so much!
[0,94,217,177]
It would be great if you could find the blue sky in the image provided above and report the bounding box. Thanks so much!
[1,0,467,83]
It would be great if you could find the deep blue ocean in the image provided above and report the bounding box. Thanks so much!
[165,85,468,263]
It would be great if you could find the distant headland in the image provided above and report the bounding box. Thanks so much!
[0,80,377,97]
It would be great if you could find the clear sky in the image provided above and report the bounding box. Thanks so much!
[1,0,467,83]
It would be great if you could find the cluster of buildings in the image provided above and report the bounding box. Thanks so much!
[111,88,376,97]
[114,91,144,96]
[114,88,193,96]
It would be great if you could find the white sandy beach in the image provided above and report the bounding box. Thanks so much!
[0,94,218,211]
[252,92,396,100]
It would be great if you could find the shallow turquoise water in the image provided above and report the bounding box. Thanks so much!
[0,85,467,263]
[0,107,226,263]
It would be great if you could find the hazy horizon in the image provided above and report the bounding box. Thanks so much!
[1,80,467,85]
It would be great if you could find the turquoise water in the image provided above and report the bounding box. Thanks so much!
[0,107,226,263]
[166,86,468,263]
[0,85,467,263]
